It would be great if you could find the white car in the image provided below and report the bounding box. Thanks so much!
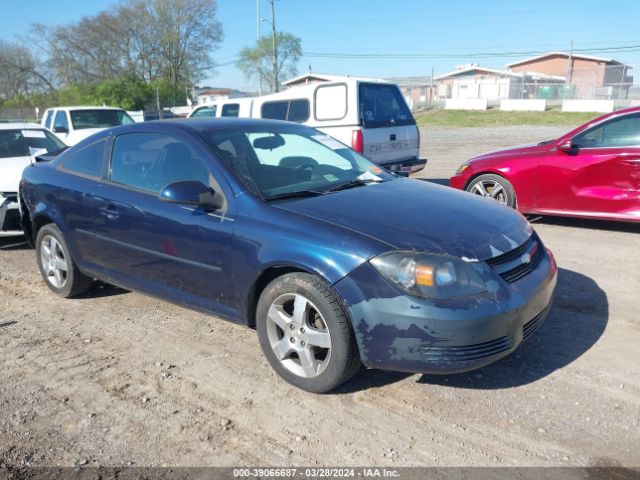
[40,106,135,146]
[0,123,66,236]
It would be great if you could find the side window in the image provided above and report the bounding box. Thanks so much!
[261,100,309,123]
[60,140,105,177]
[315,84,347,120]
[110,133,210,194]
[192,106,217,117]
[573,114,640,148]
[221,103,240,117]
[288,100,309,122]
[44,110,54,129]
[53,111,69,131]
[261,101,288,120]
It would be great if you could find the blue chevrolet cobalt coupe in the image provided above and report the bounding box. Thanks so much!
[19,119,557,392]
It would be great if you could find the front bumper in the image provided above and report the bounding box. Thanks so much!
[0,194,22,236]
[448,172,467,190]
[334,246,557,374]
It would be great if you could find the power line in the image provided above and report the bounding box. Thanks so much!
[303,44,640,60]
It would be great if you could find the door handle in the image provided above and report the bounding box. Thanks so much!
[99,205,119,220]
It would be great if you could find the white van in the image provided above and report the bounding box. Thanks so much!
[188,79,425,175]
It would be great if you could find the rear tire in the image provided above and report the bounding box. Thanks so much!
[466,174,516,208]
[256,273,361,393]
[36,224,93,298]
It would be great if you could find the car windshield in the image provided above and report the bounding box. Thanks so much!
[202,125,395,201]
[0,129,66,159]
[70,109,135,129]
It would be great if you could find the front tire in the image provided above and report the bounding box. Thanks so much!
[466,173,517,208]
[36,224,93,298]
[256,273,361,393]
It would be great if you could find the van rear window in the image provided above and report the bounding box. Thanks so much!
[359,83,415,128]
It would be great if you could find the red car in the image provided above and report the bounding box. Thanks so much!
[450,107,640,223]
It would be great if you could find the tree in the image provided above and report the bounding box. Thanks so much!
[30,0,223,89]
[237,33,302,93]
[0,40,53,101]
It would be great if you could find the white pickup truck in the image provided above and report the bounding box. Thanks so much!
[0,123,66,236]
[40,106,135,146]
[189,79,426,175]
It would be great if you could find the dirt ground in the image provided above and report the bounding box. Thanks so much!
[0,125,639,469]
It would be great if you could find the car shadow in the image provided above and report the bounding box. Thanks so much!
[527,215,640,233]
[0,236,30,251]
[415,177,450,187]
[417,267,608,389]
[79,281,129,299]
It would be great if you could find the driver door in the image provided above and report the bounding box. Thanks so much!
[537,113,640,217]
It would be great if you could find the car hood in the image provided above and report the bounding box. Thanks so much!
[470,142,551,162]
[276,179,532,261]
[0,156,32,192]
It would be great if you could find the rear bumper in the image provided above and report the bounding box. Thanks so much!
[334,247,557,374]
[379,157,427,176]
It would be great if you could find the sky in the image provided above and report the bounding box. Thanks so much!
[2,0,640,91]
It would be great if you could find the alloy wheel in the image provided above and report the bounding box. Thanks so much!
[265,293,332,378]
[470,179,508,205]
[40,235,68,289]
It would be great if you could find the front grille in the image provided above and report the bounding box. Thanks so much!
[1,209,21,231]
[486,234,543,284]
[420,335,513,363]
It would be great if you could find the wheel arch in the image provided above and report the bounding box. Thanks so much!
[246,265,316,328]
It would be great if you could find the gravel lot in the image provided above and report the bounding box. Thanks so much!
[1,125,639,469]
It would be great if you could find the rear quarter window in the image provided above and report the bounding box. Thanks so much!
[359,83,415,128]
[59,140,105,178]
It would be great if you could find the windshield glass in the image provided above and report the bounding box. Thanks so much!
[202,125,395,200]
[0,129,66,159]
[70,109,135,129]
[359,83,415,128]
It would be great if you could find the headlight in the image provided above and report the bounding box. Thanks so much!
[455,162,470,175]
[370,251,486,299]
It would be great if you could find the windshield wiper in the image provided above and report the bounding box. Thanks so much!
[325,178,380,193]
[266,190,324,202]
[537,139,554,145]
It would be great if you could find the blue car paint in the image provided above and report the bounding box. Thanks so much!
[20,118,557,375]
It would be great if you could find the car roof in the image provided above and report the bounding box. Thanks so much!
[0,122,45,130]
[44,106,126,111]
[115,117,308,133]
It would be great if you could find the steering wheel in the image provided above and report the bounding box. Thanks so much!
[292,162,316,180]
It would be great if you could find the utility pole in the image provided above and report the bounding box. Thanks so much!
[256,0,262,95]
[567,41,574,98]
[270,0,278,92]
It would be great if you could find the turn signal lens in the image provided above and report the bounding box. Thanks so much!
[456,163,470,175]
[415,264,434,286]
[370,251,485,299]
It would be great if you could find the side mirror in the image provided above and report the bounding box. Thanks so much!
[53,126,68,134]
[557,140,576,153]
[159,180,223,211]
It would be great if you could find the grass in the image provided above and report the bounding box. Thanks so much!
[414,108,599,128]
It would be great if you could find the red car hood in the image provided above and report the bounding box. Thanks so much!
[470,142,552,163]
